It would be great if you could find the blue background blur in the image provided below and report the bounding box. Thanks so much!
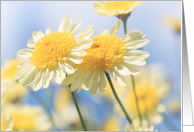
[1,1,181,131]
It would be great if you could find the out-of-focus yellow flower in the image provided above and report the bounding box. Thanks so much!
[93,1,144,17]
[100,116,120,131]
[1,104,52,131]
[125,124,156,131]
[16,14,94,91]
[1,58,27,107]
[124,63,169,124]
[1,113,14,131]
[163,16,181,32]
[166,98,181,114]
[63,22,149,95]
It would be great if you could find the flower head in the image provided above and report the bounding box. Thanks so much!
[93,1,144,16]
[163,15,181,32]
[63,21,149,95]
[16,14,94,91]
[1,104,52,131]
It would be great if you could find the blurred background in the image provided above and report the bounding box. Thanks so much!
[1,1,181,131]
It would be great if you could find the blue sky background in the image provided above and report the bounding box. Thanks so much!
[1,1,181,131]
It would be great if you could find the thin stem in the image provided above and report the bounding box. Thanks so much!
[69,85,87,131]
[121,18,143,125]
[131,75,143,125]
[105,72,132,124]
[25,87,56,129]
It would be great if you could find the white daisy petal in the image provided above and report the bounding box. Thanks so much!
[17,58,31,68]
[43,79,50,89]
[64,63,75,74]
[123,56,146,66]
[45,27,52,35]
[124,50,150,59]
[33,70,44,91]
[98,71,106,93]
[16,64,34,80]
[17,49,33,58]
[20,67,36,86]
[68,56,83,64]
[82,71,94,90]
[44,68,54,81]
[126,39,149,50]
[123,32,145,43]
[27,40,36,48]
[37,30,45,38]
[109,21,120,35]
[100,29,109,35]
[90,72,98,95]
[64,16,73,32]
[111,68,127,87]
[58,14,66,32]
[54,69,62,84]
[70,51,87,57]
[32,31,39,43]
[75,25,93,40]
[63,69,82,85]
[70,72,85,91]
[115,64,131,76]
[77,87,82,93]
[68,21,82,34]
[121,61,140,75]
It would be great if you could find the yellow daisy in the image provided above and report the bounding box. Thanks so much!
[163,15,181,32]
[1,104,52,131]
[63,21,149,95]
[1,58,27,107]
[93,1,144,17]
[16,14,94,91]
[125,63,169,124]
[1,113,14,131]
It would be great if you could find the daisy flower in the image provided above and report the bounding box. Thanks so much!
[16,14,94,91]
[93,1,144,17]
[1,104,52,131]
[125,63,169,124]
[1,113,14,131]
[163,15,181,32]
[1,58,27,107]
[63,21,149,95]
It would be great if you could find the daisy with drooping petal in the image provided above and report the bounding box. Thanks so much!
[93,1,144,17]
[1,113,14,131]
[63,21,149,95]
[1,58,27,107]
[16,14,94,91]
[1,104,52,131]
[124,63,169,124]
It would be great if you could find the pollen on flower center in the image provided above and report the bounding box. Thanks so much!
[105,1,137,11]
[30,31,76,70]
[76,34,128,73]
[127,82,159,116]
[3,112,36,131]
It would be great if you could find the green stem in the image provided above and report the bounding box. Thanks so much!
[121,18,143,125]
[105,72,132,124]
[25,87,56,129]
[69,85,87,131]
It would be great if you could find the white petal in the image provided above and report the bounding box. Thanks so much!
[126,39,149,50]
[54,69,62,84]
[16,64,34,81]
[33,70,44,91]
[46,27,52,35]
[44,68,54,81]
[115,64,131,76]
[20,66,37,86]
[70,51,87,57]
[32,31,39,43]
[63,69,82,85]
[70,72,85,91]
[68,21,82,34]
[58,14,66,32]
[89,72,98,95]
[37,30,45,38]
[120,61,140,75]
[124,50,150,59]
[123,56,146,66]
[123,32,145,43]
[109,21,121,35]
[27,40,36,48]
[17,49,32,58]
[43,79,50,88]
[68,56,83,64]
[64,16,73,32]
[77,87,82,93]
[98,71,106,93]
[17,58,31,68]
[111,68,126,87]
[100,29,109,35]
[75,25,93,40]
[64,63,75,74]
[82,71,94,90]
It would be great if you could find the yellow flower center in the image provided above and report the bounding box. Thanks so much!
[76,34,128,73]
[3,111,36,131]
[127,82,159,116]
[30,31,76,70]
[1,59,21,80]
[105,1,137,11]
